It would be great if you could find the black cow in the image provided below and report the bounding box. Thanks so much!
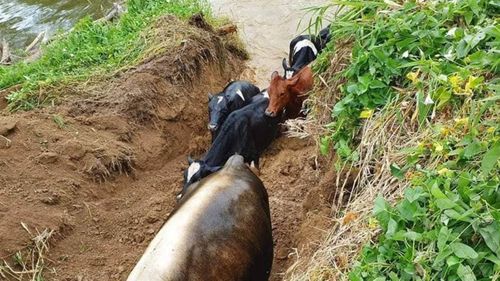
[127,155,273,281]
[282,24,331,79]
[179,91,280,199]
[208,80,261,141]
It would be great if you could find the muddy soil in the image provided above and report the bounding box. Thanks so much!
[0,15,335,281]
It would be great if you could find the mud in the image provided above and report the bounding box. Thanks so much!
[0,14,335,281]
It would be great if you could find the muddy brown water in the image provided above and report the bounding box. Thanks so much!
[210,0,328,85]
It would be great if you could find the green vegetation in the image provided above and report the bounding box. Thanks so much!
[350,103,499,280]
[315,0,498,160]
[300,0,499,280]
[0,0,210,110]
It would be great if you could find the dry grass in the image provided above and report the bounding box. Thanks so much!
[287,96,420,280]
[284,42,444,278]
[84,145,135,182]
[0,223,54,281]
[309,41,352,131]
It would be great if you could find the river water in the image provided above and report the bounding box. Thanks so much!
[1,0,328,84]
[0,0,114,49]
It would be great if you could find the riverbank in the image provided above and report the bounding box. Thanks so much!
[0,0,212,111]
[0,1,337,280]
[0,12,248,280]
[288,1,499,280]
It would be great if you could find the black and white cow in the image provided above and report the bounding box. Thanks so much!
[128,155,273,281]
[282,24,332,79]
[208,80,261,141]
[179,91,280,199]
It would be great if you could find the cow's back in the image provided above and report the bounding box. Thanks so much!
[127,161,273,281]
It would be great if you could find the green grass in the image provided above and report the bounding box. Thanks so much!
[0,0,210,111]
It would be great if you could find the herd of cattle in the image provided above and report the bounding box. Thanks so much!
[127,25,332,281]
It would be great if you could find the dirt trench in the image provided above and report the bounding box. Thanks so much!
[0,15,335,281]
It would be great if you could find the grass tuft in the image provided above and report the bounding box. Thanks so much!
[0,223,54,281]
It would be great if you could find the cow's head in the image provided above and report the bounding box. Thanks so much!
[265,70,301,117]
[282,58,296,79]
[177,157,221,201]
[207,92,229,133]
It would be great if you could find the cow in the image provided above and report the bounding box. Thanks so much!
[282,24,331,79]
[127,155,273,281]
[265,66,314,119]
[179,91,280,199]
[208,80,261,141]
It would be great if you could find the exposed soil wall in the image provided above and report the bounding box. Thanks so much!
[0,15,335,281]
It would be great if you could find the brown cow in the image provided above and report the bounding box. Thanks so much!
[265,66,314,119]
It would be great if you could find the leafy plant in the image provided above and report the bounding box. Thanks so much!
[296,0,500,280]
[312,0,498,159]
[350,101,499,280]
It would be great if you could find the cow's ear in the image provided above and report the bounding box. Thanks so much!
[271,71,279,80]
[282,58,288,69]
[209,166,222,173]
[208,93,214,100]
[287,74,300,87]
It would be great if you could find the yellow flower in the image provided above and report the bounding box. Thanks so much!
[449,74,463,92]
[417,142,426,149]
[438,168,450,176]
[454,117,469,126]
[368,217,379,229]
[359,109,374,119]
[440,127,450,136]
[464,75,482,95]
[406,70,420,84]
[434,142,444,153]
[487,127,496,134]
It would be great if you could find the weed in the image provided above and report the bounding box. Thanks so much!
[350,98,499,280]
[0,223,54,281]
[309,0,498,160]
[52,115,66,129]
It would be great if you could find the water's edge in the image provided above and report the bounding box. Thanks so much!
[0,0,114,50]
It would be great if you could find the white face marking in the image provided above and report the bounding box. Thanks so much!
[187,162,201,182]
[217,96,224,104]
[293,39,318,56]
[262,90,269,99]
[285,70,294,79]
[236,89,245,101]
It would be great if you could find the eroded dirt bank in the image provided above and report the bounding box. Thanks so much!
[0,14,335,281]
